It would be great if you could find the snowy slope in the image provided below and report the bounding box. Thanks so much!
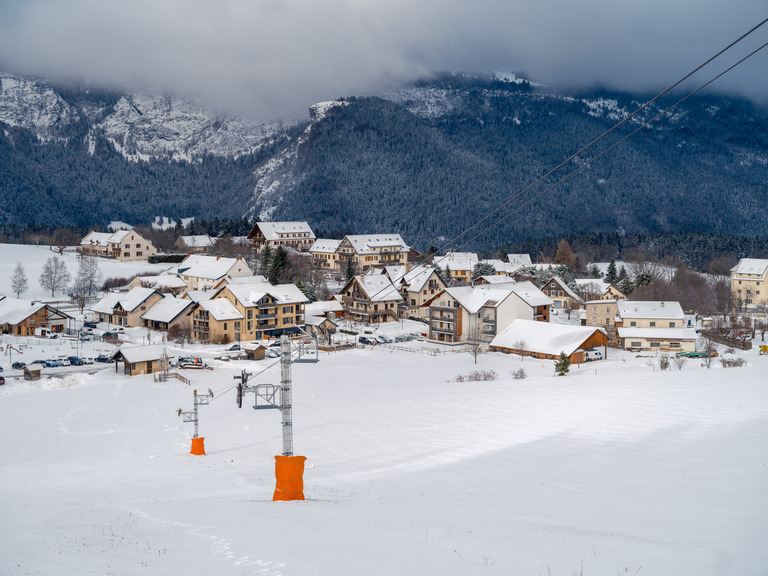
[1,336,766,575]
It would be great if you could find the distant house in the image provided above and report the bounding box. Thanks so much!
[191,298,244,344]
[490,319,608,364]
[80,230,157,262]
[506,254,533,273]
[247,221,316,252]
[339,275,403,323]
[425,281,551,343]
[128,274,188,295]
[540,276,584,310]
[175,235,215,253]
[433,252,478,284]
[309,239,343,271]
[336,234,411,274]
[614,300,696,352]
[0,296,73,336]
[109,344,170,376]
[176,254,253,291]
[574,279,626,302]
[585,300,621,343]
[730,258,768,310]
[305,299,344,320]
[380,265,446,320]
[141,296,196,332]
[91,287,164,327]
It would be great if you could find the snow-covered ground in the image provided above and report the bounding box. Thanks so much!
[0,243,172,300]
[2,331,767,575]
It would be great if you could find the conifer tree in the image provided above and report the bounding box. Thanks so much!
[555,351,570,376]
[605,258,618,283]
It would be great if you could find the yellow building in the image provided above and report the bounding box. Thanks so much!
[730,258,768,310]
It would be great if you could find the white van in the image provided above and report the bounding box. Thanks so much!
[35,328,56,338]
[584,349,603,361]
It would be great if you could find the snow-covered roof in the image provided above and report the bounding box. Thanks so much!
[352,275,403,302]
[305,315,339,328]
[547,276,584,303]
[183,290,216,303]
[444,282,550,312]
[617,300,684,320]
[0,296,46,325]
[731,258,768,276]
[386,265,438,292]
[242,342,266,351]
[309,239,342,253]
[305,300,344,316]
[433,252,478,271]
[177,255,252,280]
[178,235,214,248]
[91,287,159,314]
[506,253,532,268]
[112,344,168,364]
[109,229,131,243]
[344,234,410,255]
[255,221,315,241]
[476,275,517,285]
[198,298,244,321]
[617,327,697,340]
[133,275,188,290]
[80,231,113,247]
[225,275,269,285]
[491,319,605,356]
[141,296,195,323]
[508,281,553,307]
[224,280,308,306]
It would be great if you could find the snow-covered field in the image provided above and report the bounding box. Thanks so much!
[0,243,171,300]
[2,334,767,575]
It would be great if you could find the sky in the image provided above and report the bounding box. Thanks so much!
[1,0,767,120]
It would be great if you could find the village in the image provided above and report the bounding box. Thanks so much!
[2,219,768,384]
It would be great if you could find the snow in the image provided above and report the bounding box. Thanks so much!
[1,327,767,575]
[0,243,172,300]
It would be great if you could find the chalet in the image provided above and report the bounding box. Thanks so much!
[109,344,170,376]
[433,252,478,283]
[175,235,215,253]
[574,279,626,302]
[730,258,768,309]
[426,282,551,344]
[0,296,73,336]
[191,298,244,344]
[91,287,164,327]
[176,254,253,291]
[380,265,446,320]
[247,221,316,252]
[615,300,696,352]
[305,299,344,320]
[80,230,157,262]
[336,235,411,274]
[309,239,343,271]
[340,275,403,323]
[490,319,608,364]
[141,296,196,332]
[540,276,584,310]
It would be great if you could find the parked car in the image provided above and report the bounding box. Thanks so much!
[58,358,71,367]
[0,376,5,385]
[30,359,46,366]
[375,335,392,344]
[269,340,282,347]
[68,356,85,366]
[82,358,94,365]
[0,365,3,372]
[95,355,111,363]
[226,344,241,351]
[102,332,117,340]
[12,362,26,370]
[111,326,125,334]
[584,349,603,361]
[84,321,98,329]
[266,349,280,358]
[359,336,374,345]
[44,359,60,368]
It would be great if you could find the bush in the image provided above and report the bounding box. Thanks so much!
[511,368,527,380]
[673,356,687,371]
[658,354,671,371]
[720,357,746,368]
[454,370,497,382]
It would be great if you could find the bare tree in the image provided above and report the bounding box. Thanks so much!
[11,262,28,298]
[39,256,71,297]
[513,339,528,360]
[464,319,488,365]
[699,330,719,369]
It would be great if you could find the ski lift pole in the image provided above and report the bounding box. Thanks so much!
[178,388,213,455]
[280,335,293,457]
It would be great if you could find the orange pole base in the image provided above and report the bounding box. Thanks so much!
[190,437,206,456]
[273,455,307,501]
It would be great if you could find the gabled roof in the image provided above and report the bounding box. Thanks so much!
[305,300,344,316]
[346,275,403,302]
[178,235,214,248]
[343,234,410,255]
[491,319,606,356]
[251,221,315,240]
[111,344,168,364]
[141,296,195,323]
[544,276,584,304]
[309,238,342,253]
[198,298,244,321]
[177,255,252,280]
[617,300,684,320]
[222,280,309,306]
[109,229,131,243]
[441,282,551,312]
[506,254,532,268]
[133,275,188,290]
[91,287,160,314]
[81,229,145,247]
[0,296,46,325]
[305,315,339,328]
[183,290,217,303]
[386,265,439,293]
[731,258,768,276]
[508,281,553,307]
[433,252,478,271]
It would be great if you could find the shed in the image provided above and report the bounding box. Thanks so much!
[243,342,267,361]
[110,344,170,376]
[23,366,42,381]
[490,319,608,364]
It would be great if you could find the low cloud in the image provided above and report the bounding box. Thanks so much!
[1,0,767,120]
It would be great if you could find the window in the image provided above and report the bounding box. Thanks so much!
[670,342,680,348]
[247,321,252,330]
[234,321,241,331]
[247,309,253,319]
[650,322,656,327]
[136,243,141,248]
[650,342,660,348]
[224,323,227,330]
[137,252,142,257]
[669,322,675,327]
[283,317,292,325]
[630,321,636,327]
[283,306,293,313]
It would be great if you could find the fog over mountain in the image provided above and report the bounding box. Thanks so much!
[1,1,767,119]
